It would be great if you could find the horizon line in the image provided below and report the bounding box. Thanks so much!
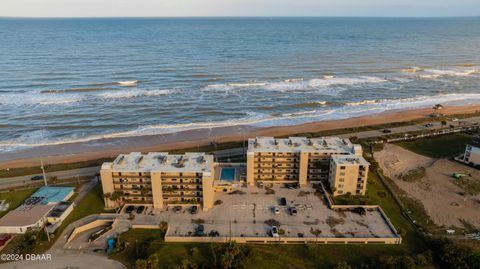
[1,15,479,19]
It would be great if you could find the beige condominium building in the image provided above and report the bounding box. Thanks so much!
[246,137,369,195]
[329,155,369,196]
[100,152,215,211]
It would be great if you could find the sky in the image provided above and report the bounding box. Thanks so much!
[1,0,479,18]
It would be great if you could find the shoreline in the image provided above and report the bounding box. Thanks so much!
[1,103,479,169]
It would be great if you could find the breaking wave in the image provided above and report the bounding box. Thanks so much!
[204,76,387,93]
[97,89,174,99]
[3,92,480,152]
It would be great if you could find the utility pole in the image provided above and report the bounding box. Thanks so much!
[43,217,50,242]
[40,159,48,186]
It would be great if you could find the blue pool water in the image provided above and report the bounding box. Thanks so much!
[220,168,236,181]
[32,186,75,204]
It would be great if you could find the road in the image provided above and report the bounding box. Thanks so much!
[1,116,479,190]
[0,166,100,190]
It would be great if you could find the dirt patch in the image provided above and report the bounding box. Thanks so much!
[326,216,345,228]
[375,144,480,228]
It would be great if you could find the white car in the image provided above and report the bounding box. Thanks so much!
[273,206,280,214]
[270,226,279,237]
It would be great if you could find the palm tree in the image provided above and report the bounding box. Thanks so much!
[147,254,159,269]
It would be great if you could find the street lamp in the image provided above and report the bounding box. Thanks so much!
[40,159,48,186]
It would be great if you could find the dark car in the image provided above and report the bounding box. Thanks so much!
[195,224,205,236]
[172,206,182,213]
[136,206,145,214]
[353,207,366,216]
[189,206,198,214]
[279,197,287,206]
[125,205,135,214]
[382,129,392,133]
[30,175,44,181]
[289,207,298,216]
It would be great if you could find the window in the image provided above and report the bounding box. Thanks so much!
[340,166,346,170]
[339,178,344,182]
[339,172,345,176]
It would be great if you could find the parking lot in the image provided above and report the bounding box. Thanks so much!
[132,184,400,240]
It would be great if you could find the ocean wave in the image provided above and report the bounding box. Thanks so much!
[41,87,113,93]
[401,67,422,73]
[117,80,139,86]
[345,100,380,106]
[308,76,387,87]
[97,89,173,99]
[418,68,478,79]
[289,101,329,108]
[0,93,82,106]
[2,92,480,151]
[204,76,387,93]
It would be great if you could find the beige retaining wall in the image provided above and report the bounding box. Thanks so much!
[165,235,401,244]
[67,219,113,243]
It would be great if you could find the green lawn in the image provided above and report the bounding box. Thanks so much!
[0,188,37,218]
[395,133,472,158]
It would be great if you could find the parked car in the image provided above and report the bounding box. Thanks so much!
[353,207,366,216]
[270,226,279,237]
[125,205,135,214]
[381,129,392,133]
[172,206,182,213]
[195,224,205,236]
[289,206,298,216]
[424,123,433,127]
[273,206,280,214]
[189,206,198,214]
[208,230,220,237]
[0,234,12,247]
[279,197,287,206]
[136,206,145,214]
[30,175,44,181]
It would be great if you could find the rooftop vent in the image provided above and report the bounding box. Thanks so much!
[274,139,279,146]
[197,155,206,163]
[156,155,167,164]
[342,139,348,145]
[307,139,313,146]
[172,156,187,168]
[136,156,144,165]
[288,139,293,146]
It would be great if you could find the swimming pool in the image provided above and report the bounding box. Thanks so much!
[220,167,236,181]
[32,186,75,204]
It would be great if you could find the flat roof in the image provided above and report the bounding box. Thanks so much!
[106,152,213,173]
[32,186,74,204]
[47,201,73,218]
[0,205,54,227]
[331,155,370,166]
[248,137,356,153]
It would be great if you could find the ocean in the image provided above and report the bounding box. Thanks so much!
[0,17,479,152]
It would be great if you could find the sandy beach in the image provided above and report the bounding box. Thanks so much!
[1,104,479,169]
